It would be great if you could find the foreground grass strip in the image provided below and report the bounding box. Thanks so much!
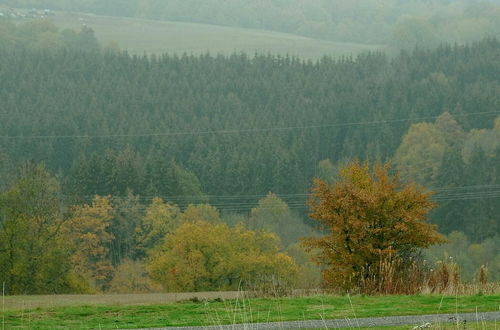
[4,294,499,329]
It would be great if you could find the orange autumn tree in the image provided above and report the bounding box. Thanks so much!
[65,196,115,292]
[303,161,445,294]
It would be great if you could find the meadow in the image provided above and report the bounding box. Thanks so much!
[45,11,382,58]
[3,293,499,328]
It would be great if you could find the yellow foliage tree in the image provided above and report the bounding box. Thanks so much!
[394,112,465,185]
[135,197,181,256]
[179,203,220,223]
[148,220,298,293]
[394,122,447,185]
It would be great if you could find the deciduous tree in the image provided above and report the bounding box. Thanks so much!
[248,193,314,248]
[65,195,115,291]
[148,220,298,292]
[303,161,445,292]
[0,163,78,294]
[394,122,447,185]
[134,197,181,257]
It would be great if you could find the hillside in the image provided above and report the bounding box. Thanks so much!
[46,12,381,58]
[2,0,499,47]
[0,39,499,243]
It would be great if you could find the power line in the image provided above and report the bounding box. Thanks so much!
[70,185,500,212]
[1,110,499,140]
[431,183,500,192]
[90,192,500,213]
[94,184,500,200]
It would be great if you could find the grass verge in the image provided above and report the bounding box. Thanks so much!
[3,294,499,329]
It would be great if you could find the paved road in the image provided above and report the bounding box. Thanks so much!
[137,311,500,329]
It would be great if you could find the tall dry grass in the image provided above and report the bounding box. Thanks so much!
[352,256,499,296]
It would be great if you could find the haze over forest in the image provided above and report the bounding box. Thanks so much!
[2,0,500,51]
[0,0,499,295]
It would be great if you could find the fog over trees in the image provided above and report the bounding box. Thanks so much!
[2,0,500,48]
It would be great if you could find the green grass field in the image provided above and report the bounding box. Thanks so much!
[3,294,499,329]
[45,11,382,59]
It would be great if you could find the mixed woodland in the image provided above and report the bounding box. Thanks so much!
[0,19,499,294]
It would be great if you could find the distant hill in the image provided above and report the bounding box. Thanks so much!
[47,12,382,58]
[2,0,499,47]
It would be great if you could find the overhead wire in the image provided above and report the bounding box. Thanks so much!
[2,106,498,212]
[1,110,499,140]
[70,184,500,213]
[2,106,498,210]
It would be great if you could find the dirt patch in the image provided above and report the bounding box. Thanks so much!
[3,292,242,310]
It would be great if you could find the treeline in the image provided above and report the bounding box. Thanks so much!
[0,18,101,51]
[0,163,497,296]
[394,114,500,241]
[2,0,500,47]
[0,164,313,294]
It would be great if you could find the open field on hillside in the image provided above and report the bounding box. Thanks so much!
[3,294,499,328]
[45,11,382,58]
